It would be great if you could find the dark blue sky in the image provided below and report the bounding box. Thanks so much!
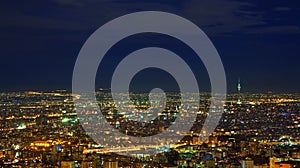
[0,0,300,93]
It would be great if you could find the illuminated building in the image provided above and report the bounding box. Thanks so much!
[103,161,118,168]
[61,161,75,168]
[242,159,254,168]
[237,78,242,104]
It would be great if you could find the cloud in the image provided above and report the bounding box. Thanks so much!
[1,0,298,36]
[51,0,83,6]
[0,11,88,31]
[246,25,300,34]
[177,0,265,35]
[273,7,291,11]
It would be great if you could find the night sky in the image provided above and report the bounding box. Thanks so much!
[1,0,300,93]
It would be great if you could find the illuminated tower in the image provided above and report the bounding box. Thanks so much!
[237,78,242,104]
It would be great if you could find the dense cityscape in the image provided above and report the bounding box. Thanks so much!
[0,85,299,167]
[2,0,300,168]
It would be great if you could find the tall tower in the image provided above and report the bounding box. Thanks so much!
[237,78,242,104]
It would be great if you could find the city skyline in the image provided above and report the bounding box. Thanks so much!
[0,1,300,167]
[0,1,300,92]
[0,90,299,167]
